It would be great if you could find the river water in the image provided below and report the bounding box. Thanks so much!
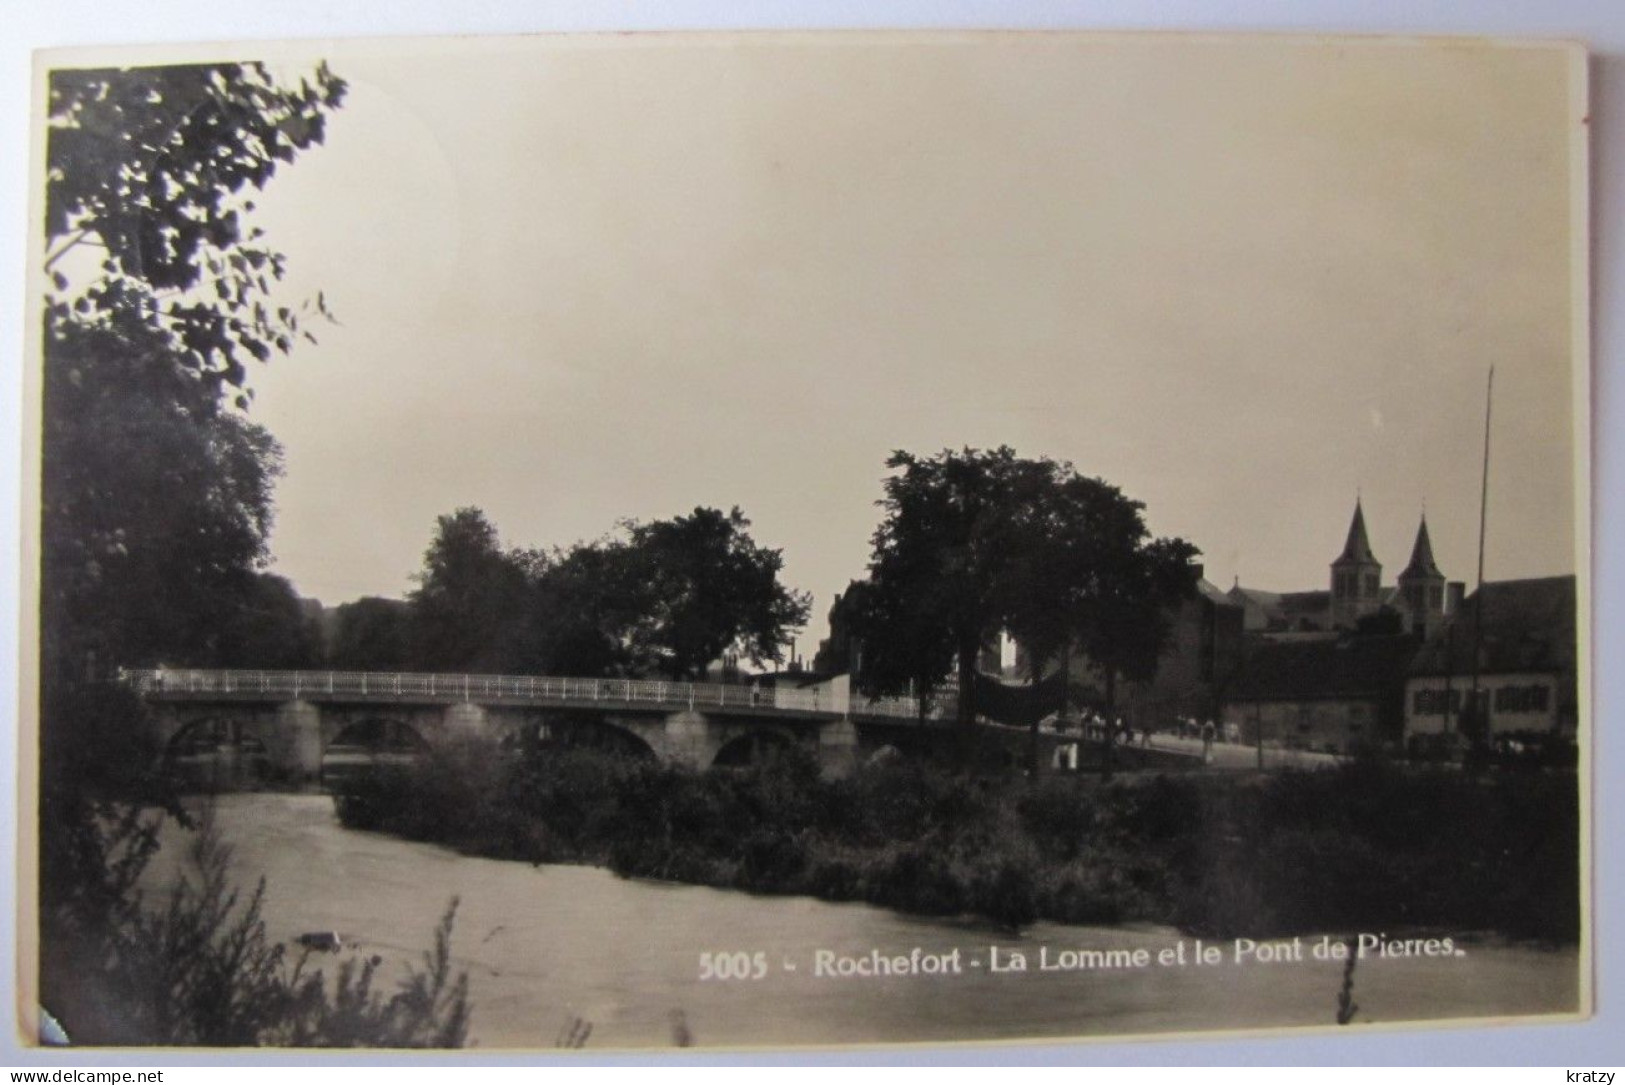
[143,793,1580,1051]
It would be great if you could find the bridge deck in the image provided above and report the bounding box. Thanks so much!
[123,668,945,726]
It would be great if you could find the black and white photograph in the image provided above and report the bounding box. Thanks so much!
[18,30,1591,1053]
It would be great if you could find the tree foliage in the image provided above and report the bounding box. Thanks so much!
[42,319,286,679]
[398,506,811,681]
[618,507,812,680]
[328,597,413,672]
[522,542,646,678]
[38,61,354,1044]
[213,572,325,670]
[855,448,1056,734]
[852,448,1198,754]
[406,508,530,671]
[40,805,470,1047]
[46,62,347,396]
[40,60,346,683]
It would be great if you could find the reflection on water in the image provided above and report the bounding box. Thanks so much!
[143,793,1580,1050]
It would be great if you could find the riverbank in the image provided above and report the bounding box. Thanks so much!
[330,744,1580,943]
[147,793,1582,1049]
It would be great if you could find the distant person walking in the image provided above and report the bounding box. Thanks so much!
[1201,719,1216,762]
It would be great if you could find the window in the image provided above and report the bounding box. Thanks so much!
[1414,688,1463,715]
[1494,684,1551,714]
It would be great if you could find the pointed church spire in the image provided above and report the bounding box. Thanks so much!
[1399,515,1443,580]
[1333,499,1376,566]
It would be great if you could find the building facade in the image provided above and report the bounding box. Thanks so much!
[1404,575,1578,743]
[1227,502,1459,638]
[1220,633,1419,753]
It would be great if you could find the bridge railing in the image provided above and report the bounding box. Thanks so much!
[121,668,940,723]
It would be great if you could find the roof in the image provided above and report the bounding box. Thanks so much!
[1409,575,1576,677]
[1333,500,1378,567]
[1227,586,1331,633]
[1196,578,1234,606]
[1229,586,1282,608]
[1278,590,1329,615]
[1224,633,1420,702]
[1398,517,1443,581]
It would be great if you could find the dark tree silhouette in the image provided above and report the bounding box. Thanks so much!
[41,61,346,684]
[213,572,324,670]
[37,61,404,1048]
[407,508,531,672]
[523,542,645,678]
[856,449,1057,754]
[42,319,284,679]
[855,447,1197,767]
[1067,534,1201,779]
[45,63,346,396]
[328,596,413,671]
[619,507,812,681]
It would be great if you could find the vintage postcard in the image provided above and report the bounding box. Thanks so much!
[19,31,1589,1052]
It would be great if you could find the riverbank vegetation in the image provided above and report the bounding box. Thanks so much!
[333,744,1579,943]
[42,788,471,1047]
[37,61,476,1049]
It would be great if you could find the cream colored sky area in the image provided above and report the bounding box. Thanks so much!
[223,34,1581,655]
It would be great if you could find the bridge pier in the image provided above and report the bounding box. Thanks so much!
[661,710,715,769]
[444,702,490,742]
[818,717,860,778]
[272,699,324,785]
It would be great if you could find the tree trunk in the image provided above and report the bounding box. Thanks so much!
[956,636,978,768]
[1101,666,1117,782]
[1025,649,1050,784]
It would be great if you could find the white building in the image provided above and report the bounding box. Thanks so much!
[1404,576,1577,743]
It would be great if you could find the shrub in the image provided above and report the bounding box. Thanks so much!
[331,735,1580,943]
[40,806,471,1047]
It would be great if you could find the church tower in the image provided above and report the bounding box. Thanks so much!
[1330,499,1383,629]
[1396,514,1447,639]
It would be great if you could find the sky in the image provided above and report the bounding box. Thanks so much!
[111,33,1583,658]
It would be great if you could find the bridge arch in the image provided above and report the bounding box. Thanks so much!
[327,717,432,753]
[320,717,431,790]
[163,716,272,791]
[506,714,657,761]
[711,727,799,768]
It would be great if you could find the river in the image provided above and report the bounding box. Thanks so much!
[143,793,1580,1051]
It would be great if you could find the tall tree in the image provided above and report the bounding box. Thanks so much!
[855,448,1198,767]
[619,507,811,680]
[407,508,531,672]
[213,572,324,670]
[843,574,957,720]
[523,542,644,678]
[46,63,346,397]
[38,61,348,1044]
[42,320,285,678]
[41,61,346,682]
[857,448,1057,752]
[1070,533,1200,780]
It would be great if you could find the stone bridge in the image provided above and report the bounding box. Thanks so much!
[126,668,969,788]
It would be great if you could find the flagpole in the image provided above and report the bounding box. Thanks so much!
[1468,366,1494,755]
